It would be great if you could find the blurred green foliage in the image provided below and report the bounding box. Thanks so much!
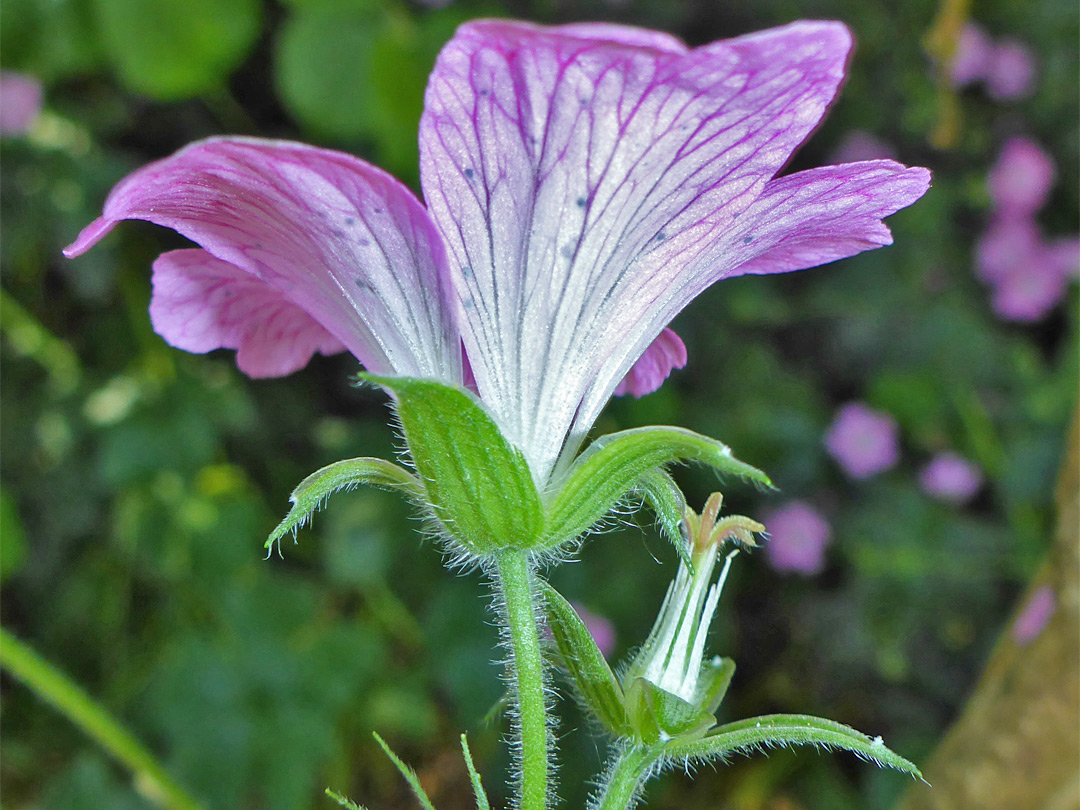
[1,0,1076,809]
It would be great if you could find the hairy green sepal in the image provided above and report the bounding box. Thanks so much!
[539,581,631,736]
[364,376,544,554]
[265,457,423,554]
[666,714,924,780]
[631,468,692,568]
[624,677,715,744]
[540,426,772,552]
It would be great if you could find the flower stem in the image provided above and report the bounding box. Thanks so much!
[0,626,208,810]
[494,549,549,810]
[592,745,660,810]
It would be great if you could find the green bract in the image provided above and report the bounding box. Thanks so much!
[269,378,769,561]
[364,375,546,554]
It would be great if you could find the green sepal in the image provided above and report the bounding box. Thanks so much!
[459,734,490,810]
[363,376,544,555]
[631,468,692,569]
[539,581,631,736]
[665,714,924,781]
[325,787,368,810]
[373,732,438,810]
[697,656,736,715]
[624,677,715,745]
[265,457,423,554]
[540,426,772,552]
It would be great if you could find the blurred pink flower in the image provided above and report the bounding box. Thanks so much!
[975,138,1078,322]
[989,238,1077,322]
[571,602,616,658]
[764,501,832,575]
[824,402,900,479]
[946,24,1035,101]
[918,452,983,503]
[988,137,1054,216]
[0,71,42,135]
[985,39,1036,101]
[831,130,896,164]
[948,23,994,88]
[1011,585,1055,645]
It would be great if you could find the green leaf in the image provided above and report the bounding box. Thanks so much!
[538,581,630,736]
[541,426,772,550]
[697,657,736,715]
[666,714,924,780]
[364,376,544,555]
[265,457,423,555]
[624,677,715,745]
[325,787,368,810]
[631,468,692,569]
[373,732,438,810]
[459,734,490,810]
[0,489,28,582]
[92,0,261,100]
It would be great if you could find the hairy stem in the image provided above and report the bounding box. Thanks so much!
[0,626,208,810]
[494,549,550,810]
[592,745,660,810]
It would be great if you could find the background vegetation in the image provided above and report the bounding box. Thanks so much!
[2,0,1076,808]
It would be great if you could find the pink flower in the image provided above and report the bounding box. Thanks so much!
[918,452,983,503]
[66,20,930,484]
[946,24,1036,101]
[764,501,832,575]
[1011,585,1055,645]
[571,602,616,658]
[824,402,901,480]
[948,24,994,88]
[830,130,897,164]
[0,71,42,135]
[985,40,1036,101]
[987,137,1054,216]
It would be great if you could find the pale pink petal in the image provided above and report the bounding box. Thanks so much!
[422,19,857,477]
[988,137,1054,216]
[65,137,460,383]
[948,23,993,88]
[613,328,686,398]
[975,216,1041,285]
[985,40,1036,101]
[150,249,345,378]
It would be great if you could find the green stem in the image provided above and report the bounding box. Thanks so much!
[0,627,208,810]
[592,745,661,810]
[494,550,549,810]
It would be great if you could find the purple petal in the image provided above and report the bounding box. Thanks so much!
[719,161,932,278]
[824,401,900,480]
[66,137,460,382]
[918,452,983,504]
[764,500,832,576]
[988,137,1054,216]
[613,328,686,398]
[0,71,43,135]
[421,19,857,477]
[150,249,345,378]
[985,40,1036,101]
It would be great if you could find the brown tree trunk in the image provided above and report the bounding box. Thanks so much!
[895,410,1080,810]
